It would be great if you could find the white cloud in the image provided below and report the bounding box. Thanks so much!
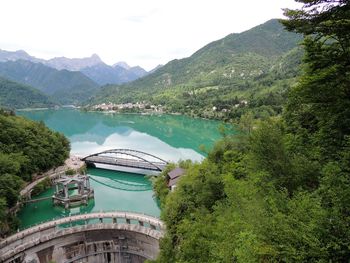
[0,0,300,70]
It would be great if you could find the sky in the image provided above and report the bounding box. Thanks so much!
[0,0,300,70]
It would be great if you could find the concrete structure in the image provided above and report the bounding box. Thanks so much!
[20,156,85,203]
[53,174,94,209]
[0,211,165,263]
[82,149,168,174]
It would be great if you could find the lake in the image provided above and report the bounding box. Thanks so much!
[17,109,223,228]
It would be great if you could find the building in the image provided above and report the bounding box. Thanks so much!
[53,174,94,209]
[167,167,185,191]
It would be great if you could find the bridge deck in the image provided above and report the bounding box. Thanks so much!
[85,156,167,171]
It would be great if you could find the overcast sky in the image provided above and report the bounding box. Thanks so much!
[0,0,300,70]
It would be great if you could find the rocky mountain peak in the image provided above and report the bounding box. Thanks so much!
[46,54,104,71]
[113,61,131,70]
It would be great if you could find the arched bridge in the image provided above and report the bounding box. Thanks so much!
[82,149,168,172]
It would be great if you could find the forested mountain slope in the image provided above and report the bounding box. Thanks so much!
[89,19,303,119]
[0,77,55,109]
[0,60,99,104]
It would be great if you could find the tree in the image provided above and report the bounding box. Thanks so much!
[282,1,350,260]
[0,111,70,237]
[150,2,350,262]
[282,0,350,161]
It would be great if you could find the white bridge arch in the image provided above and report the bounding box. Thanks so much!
[82,149,169,172]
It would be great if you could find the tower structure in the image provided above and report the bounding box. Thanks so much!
[53,174,94,209]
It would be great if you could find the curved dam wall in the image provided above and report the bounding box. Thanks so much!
[0,212,164,263]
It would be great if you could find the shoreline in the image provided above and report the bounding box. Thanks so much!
[11,156,85,214]
[83,108,225,123]
[16,105,229,123]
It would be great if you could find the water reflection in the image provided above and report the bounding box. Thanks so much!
[16,109,224,227]
[18,189,95,229]
[90,176,152,192]
[18,109,223,160]
[18,169,160,228]
[72,129,204,162]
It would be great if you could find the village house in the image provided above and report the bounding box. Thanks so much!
[166,167,186,191]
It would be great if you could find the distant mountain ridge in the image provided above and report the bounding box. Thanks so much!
[81,63,147,86]
[0,50,148,85]
[0,49,43,63]
[45,54,103,71]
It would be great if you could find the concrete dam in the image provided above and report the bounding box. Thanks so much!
[0,211,165,263]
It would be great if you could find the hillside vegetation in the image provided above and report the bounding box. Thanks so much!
[152,1,350,262]
[0,110,70,236]
[0,60,99,104]
[0,77,55,109]
[89,19,303,120]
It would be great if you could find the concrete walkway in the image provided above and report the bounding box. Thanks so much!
[20,155,85,198]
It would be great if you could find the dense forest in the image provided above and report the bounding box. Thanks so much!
[0,60,99,104]
[152,0,350,262]
[0,110,70,236]
[0,77,55,109]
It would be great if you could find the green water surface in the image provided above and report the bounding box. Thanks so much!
[17,109,223,228]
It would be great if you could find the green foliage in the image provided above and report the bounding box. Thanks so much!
[0,175,24,207]
[0,111,70,237]
[0,77,55,109]
[31,177,51,197]
[65,168,76,175]
[153,1,350,262]
[154,119,330,262]
[282,0,350,162]
[78,165,87,175]
[0,60,99,104]
[152,164,174,207]
[0,198,8,233]
[282,2,350,258]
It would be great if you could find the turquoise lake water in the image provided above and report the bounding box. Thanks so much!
[17,109,223,228]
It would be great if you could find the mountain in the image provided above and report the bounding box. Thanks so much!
[0,60,99,104]
[0,76,55,109]
[44,55,147,84]
[89,19,303,119]
[45,54,103,71]
[0,50,148,86]
[149,64,163,74]
[81,64,147,86]
[113,61,131,70]
[0,49,43,63]
[129,66,147,78]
